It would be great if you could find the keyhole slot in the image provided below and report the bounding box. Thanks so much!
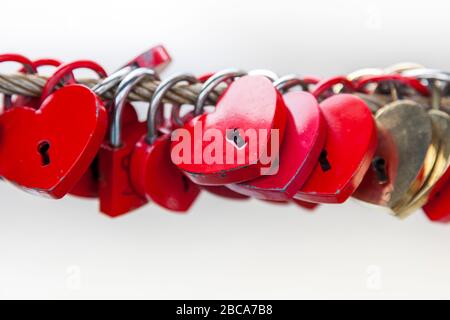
[319,149,331,172]
[227,128,246,148]
[372,156,388,184]
[38,141,51,166]
[181,175,190,192]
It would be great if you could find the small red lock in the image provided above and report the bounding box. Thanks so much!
[98,68,160,217]
[294,77,378,203]
[228,75,327,201]
[173,69,288,185]
[0,74,107,198]
[38,60,108,198]
[130,73,201,212]
[195,72,251,200]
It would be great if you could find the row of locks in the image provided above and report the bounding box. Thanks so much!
[0,45,449,222]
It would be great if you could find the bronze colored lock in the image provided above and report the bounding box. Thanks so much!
[393,110,450,217]
[353,100,438,216]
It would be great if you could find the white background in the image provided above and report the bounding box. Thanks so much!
[1,0,450,299]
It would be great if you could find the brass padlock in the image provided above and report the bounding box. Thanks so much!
[353,100,438,216]
[393,110,450,217]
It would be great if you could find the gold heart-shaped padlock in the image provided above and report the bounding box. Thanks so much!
[353,100,438,216]
[393,110,450,217]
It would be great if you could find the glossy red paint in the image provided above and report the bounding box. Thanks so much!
[131,134,200,212]
[173,75,287,185]
[295,94,377,203]
[293,199,319,210]
[228,91,326,201]
[124,45,171,71]
[0,84,107,198]
[38,60,107,198]
[423,168,450,222]
[312,76,355,99]
[98,121,148,217]
[40,60,107,102]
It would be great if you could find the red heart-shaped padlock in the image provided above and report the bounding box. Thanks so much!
[0,84,107,198]
[37,60,108,198]
[294,94,377,203]
[130,74,200,212]
[293,199,319,210]
[228,91,326,201]
[173,74,287,185]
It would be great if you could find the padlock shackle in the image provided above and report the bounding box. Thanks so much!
[146,73,198,145]
[92,66,134,96]
[312,76,355,99]
[0,53,37,109]
[354,74,430,96]
[194,69,246,116]
[40,60,107,103]
[273,74,319,93]
[110,67,159,148]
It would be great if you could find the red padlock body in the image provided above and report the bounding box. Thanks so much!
[69,103,141,198]
[124,45,171,71]
[131,134,200,212]
[0,84,107,198]
[173,75,287,185]
[423,168,450,222]
[295,94,377,203]
[202,186,250,199]
[228,91,326,201]
[293,199,319,210]
[98,120,147,217]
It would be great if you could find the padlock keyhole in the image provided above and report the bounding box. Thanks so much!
[372,156,388,184]
[181,175,190,192]
[38,141,51,166]
[319,149,331,172]
[227,128,246,148]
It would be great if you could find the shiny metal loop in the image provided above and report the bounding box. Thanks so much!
[248,69,279,81]
[384,62,425,74]
[92,66,134,96]
[402,68,450,82]
[347,68,383,81]
[146,73,198,144]
[110,67,159,147]
[402,68,450,109]
[194,68,246,116]
[273,74,310,92]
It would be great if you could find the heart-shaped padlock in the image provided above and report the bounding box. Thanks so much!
[173,70,287,185]
[294,92,378,203]
[352,74,436,216]
[37,60,108,198]
[228,75,327,201]
[395,110,450,217]
[178,73,251,200]
[0,83,107,198]
[98,68,160,217]
[352,100,436,212]
[130,73,201,212]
